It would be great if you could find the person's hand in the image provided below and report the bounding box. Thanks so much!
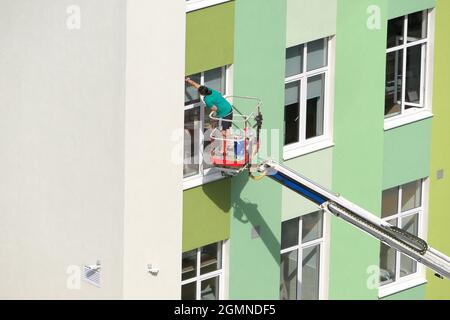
[185,77,190,82]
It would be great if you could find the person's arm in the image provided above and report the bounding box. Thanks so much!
[185,78,218,113]
[185,77,200,89]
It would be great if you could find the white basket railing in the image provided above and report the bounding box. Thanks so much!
[208,95,262,142]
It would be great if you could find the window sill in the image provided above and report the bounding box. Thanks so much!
[384,110,433,131]
[283,140,334,161]
[183,170,225,190]
[186,0,230,12]
[378,276,427,299]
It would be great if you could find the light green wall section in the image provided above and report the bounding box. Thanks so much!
[330,0,387,300]
[182,179,231,252]
[383,120,431,189]
[282,148,333,221]
[426,0,450,300]
[185,1,234,75]
[229,0,286,299]
[388,0,435,19]
[382,285,425,300]
[382,120,430,300]
[286,0,337,47]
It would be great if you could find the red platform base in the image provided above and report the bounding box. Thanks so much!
[211,157,246,167]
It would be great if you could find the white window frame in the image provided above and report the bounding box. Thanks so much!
[378,179,428,298]
[384,9,435,131]
[183,65,232,190]
[283,37,335,160]
[186,0,231,13]
[280,211,329,300]
[181,241,226,300]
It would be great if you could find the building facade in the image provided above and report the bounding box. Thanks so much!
[0,0,449,299]
[182,0,450,300]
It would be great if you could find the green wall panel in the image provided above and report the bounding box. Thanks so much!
[388,0,435,19]
[381,284,425,300]
[425,0,450,300]
[229,0,286,299]
[185,2,234,75]
[182,179,231,252]
[330,0,388,300]
[383,119,431,189]
[286,0,337,47]
[282,148,334,221]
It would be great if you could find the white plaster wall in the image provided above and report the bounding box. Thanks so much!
[0,0,126,298]
[122,0,185,299]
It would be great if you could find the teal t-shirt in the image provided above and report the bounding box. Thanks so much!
[204,89,232,118]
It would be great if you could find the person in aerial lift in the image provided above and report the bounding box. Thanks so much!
[184,77,233,136]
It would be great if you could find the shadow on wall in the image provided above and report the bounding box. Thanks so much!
[201,177,232,213]
[231,173,280,265]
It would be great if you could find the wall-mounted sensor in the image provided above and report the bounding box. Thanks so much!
[147,264,159,275]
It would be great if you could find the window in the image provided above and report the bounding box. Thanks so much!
[280,211,327,300]
[385,10,431,120]
[184,66,227,183]
[181,242,225,300]
[186,0,231,12]
[284,38,333,158]
[379,179,427,291]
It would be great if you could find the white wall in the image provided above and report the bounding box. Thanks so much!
[0,0,185,299]
[0,0,126,299]
[122,0,185,299]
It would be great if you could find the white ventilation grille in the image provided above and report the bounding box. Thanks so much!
[83,265,101,287]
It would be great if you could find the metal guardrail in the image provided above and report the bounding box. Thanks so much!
[208,95,262,142]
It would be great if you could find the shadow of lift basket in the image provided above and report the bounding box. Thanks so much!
[209,96,263,176]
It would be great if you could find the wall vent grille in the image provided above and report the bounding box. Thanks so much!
[83,265,101,287]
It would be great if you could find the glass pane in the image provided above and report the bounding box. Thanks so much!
[181,282,197,300]
[387,16,405,48]
[381,187,399,218]
[405,45,423,104]
[280,250,298,300]
[301,245,320,300]
[306,74,325,139]
[185,73,201,105]
[400,253,417,278]
[284,81,300,145]
[200,243,221,275]
[401,181,422,212]
[385,51,403,118]
[379,243,396,285]
[281,218,299,250]
[301,211,323,243]
[204,67,225,94]
[183,107,200,178]
[401,213,419,236]
[182,249,197,281]
[285,45,303,77]
[203,106,213,169]
[387,218,398,227]
[400,214,419,278]
[307,39,327,71]
[201,276,219,300]
[408,11,427,43]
